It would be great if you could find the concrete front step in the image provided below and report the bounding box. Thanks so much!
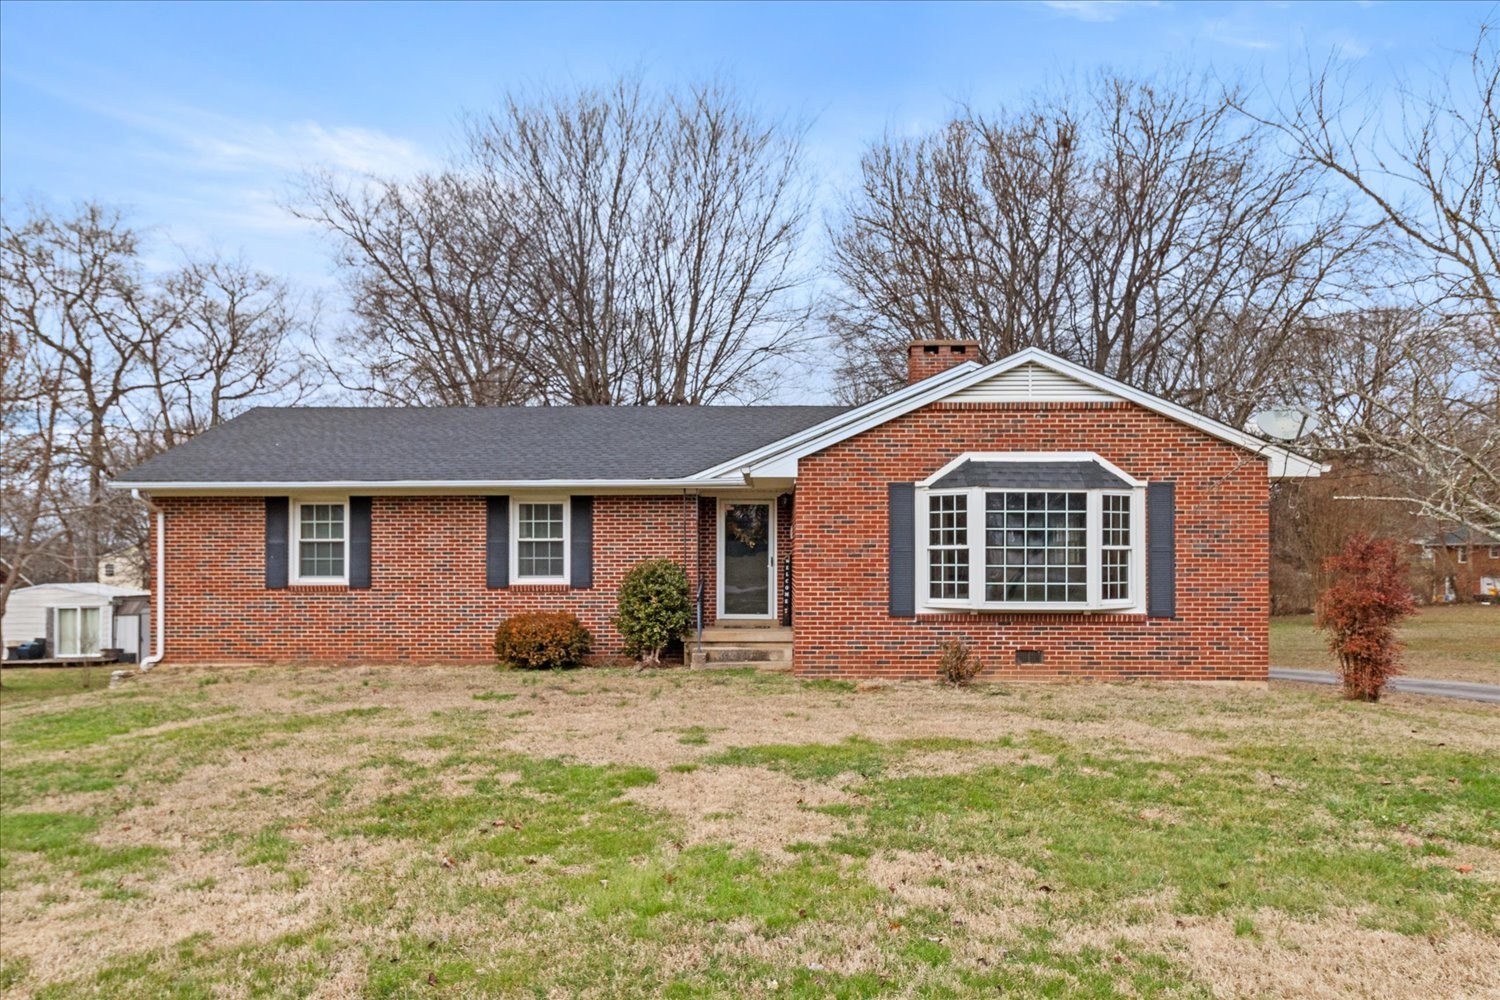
[700,644,791,664]
[690,627,794,669]
[699,626,792,644]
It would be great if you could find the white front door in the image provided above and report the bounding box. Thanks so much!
[718,500,776,620]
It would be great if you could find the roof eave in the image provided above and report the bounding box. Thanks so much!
[689,362,985,480]
[721,347,1326,480]
[110,476,749,496]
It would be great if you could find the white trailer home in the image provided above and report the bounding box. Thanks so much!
[1,582,150,662]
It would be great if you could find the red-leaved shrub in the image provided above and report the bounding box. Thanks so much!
[494,612,592,670]
[1314,534,1415,702]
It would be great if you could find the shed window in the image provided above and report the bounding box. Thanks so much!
[55,606,102,657]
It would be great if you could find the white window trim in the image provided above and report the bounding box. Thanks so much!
[1456,546,1469,564]
[510,496,571,585]
[54,605,105,657]
[1489,546,1500,559]
[916,479,1147,616]
[290,497,350,586]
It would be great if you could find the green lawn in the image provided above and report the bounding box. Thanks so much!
[1271,603,1500,685]
[1,665,1496,998]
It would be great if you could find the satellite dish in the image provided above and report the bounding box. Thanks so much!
[1251,407,1318,442]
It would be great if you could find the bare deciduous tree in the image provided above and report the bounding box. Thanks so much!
[299,172,532,406]
[0,201,312,599]
[827,71,1368,421]
[1294,308,1498,535]
[0,323,66,648]
[1258,25,1500,535]
[300,78,811,406]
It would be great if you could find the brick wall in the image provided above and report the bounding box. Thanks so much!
[155,494,702,664]
[1420,544,1500,602]
[791,400,1272,682]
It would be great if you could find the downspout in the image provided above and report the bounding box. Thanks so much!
[132,489,166,671]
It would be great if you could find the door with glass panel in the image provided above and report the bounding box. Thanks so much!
[55,606,102,656]
[718,500,775,619]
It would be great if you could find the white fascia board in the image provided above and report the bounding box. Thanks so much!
[713,347,1324,480]
[689,361,986,481]
[109,477,746,496]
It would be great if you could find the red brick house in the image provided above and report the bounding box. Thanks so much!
[1417,527,1500,603]
[113,343,1324,680]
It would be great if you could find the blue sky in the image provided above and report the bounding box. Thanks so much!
[1,1,1491,309]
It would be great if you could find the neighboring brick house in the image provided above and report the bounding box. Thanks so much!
[1417,527,1500,603]
[113,344,1324,680]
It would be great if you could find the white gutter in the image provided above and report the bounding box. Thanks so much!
[132,490,165,671]
[108,476,747,494]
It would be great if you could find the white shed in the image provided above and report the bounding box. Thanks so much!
[2,583,150,661]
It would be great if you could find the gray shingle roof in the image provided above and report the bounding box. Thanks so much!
[930,459,1130,490]
[115,406,850,485]
[1424,527,1500,547]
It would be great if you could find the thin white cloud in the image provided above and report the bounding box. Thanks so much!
[177,118,434,178]
[1201,17,1279,51]
[1329,32,1371,61]
[1038,1,1162,24]
[2,69,437,289]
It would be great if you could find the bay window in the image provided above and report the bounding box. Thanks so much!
[916,455,1145,613]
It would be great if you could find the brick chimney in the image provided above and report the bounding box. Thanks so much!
[906,339,982,384]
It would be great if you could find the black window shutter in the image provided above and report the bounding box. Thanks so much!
[486,496,510,588]
[570,496,594,589]
[265,497,289,590]
[888,483,916,617]
[1147,481,1176,618]
[349,497,372,589]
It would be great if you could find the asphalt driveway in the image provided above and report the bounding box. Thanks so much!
[1271,667,1500,704]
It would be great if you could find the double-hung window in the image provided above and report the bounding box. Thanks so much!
[512,498,569,583]
[292,500,348,584]
[917,455,1145,613]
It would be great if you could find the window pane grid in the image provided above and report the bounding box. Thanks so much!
[297,503,346,579]
[927,494,969,600]
[517,502,565,578]
[984,491,1087,604]
[1101,493,1132,602]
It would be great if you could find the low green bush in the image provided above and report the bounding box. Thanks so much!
[494,612,592,670]
[615,559,691,666]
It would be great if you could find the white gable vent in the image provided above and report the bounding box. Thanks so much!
[947,361,1118,404]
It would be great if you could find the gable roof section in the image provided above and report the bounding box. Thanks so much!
[114,405,848,490]
[716,348,1324,480]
